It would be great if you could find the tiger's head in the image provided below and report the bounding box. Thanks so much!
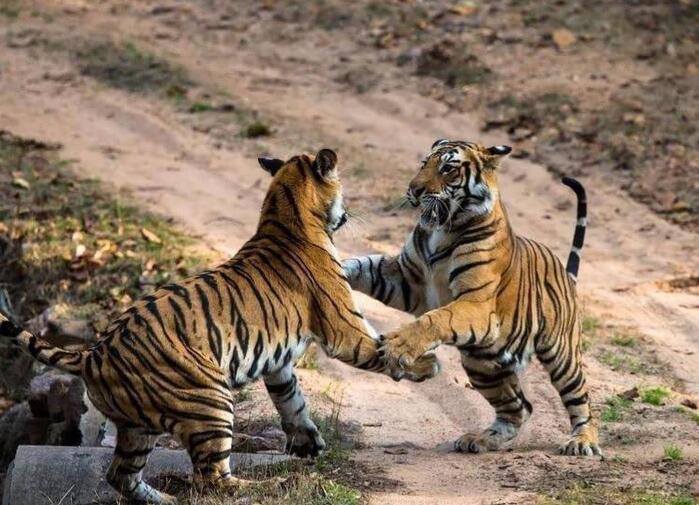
[407,139,512,230]
[258,148,349,236]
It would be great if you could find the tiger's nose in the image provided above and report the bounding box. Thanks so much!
[409,185,425,199]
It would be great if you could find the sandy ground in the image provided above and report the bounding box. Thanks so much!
[0,2,698,503]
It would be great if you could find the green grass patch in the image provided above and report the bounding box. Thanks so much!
[188,101,215,113]
[610,334,637,347]
[75,40,191,95]
[582,316,599,334]
[0,4,20,18]
[640,386,670,406]
[243,121,272,138]
[542,484,696,505]
[663,444,683,461]
[601,395,633,423]
[598,350,644,374]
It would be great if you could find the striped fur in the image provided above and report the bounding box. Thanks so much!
[1,149,438,504]
[344,140,599,456]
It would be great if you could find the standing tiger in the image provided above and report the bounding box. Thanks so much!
[344,139,601,456]
[0,149,439,504]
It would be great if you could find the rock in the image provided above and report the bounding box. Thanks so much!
[681,398,698,410]
[48,374,85,421]
[552,28,576,50]
[2,446,290,505]
[691,479,699,498]
[79,396,107,446]
[620,387,639,400]
[24,371,100,449]
[26,304,96,346]
[100,419,118,448]
[28,371,83,419]
[231,425,286,452]
[0,403,33,468]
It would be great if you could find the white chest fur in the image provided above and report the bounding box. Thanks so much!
[423,228,455,311]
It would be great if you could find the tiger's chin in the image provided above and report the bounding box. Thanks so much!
[419,204,449,229]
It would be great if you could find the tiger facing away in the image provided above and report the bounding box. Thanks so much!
[344,139,601,456]
[0,149,439,504]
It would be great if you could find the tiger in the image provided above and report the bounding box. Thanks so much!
[0,149,439,505]
[343,139,601,456]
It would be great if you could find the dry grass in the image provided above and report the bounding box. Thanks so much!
[0,130,212,398]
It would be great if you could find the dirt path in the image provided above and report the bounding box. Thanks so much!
[1,3,697,503]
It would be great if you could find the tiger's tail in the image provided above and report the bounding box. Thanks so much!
[561,176,587,283]
[0,311,87,375]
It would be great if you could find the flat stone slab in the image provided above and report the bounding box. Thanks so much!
[3,445,289,505]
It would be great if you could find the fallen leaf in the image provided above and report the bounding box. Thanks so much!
[12,177,30,190]
[552,28,576,49]
[140,227,162,244]
[75,244,87,258]
[448,1,478,16]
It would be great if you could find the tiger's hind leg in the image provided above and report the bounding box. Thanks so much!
[107,426,174,504]
[175,407,284,494]
[455,358,532,454]
[537,332,601,456]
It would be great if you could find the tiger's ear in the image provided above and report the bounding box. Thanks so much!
[313,148,338,179]
[486,145,512,157]
[431,139,449,150]
[257,157,284,176]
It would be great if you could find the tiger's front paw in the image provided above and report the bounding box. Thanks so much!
[382,330,433,370]
[399,352,440,382]
[559,423,602,457]
[284,424,326,458]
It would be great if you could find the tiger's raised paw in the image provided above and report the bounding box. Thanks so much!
[382,330,434,370]
[559,424,602,457]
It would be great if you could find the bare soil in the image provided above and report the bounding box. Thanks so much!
[0,1,697,503]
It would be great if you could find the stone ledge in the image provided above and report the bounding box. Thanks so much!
[3,445,289,505]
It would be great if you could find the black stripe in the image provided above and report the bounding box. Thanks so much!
[448,259,494,283]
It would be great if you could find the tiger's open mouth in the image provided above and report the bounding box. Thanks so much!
[419,197,450,228]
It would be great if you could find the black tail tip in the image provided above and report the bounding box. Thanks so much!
[0,319,22,338]
[561,176,586,198]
